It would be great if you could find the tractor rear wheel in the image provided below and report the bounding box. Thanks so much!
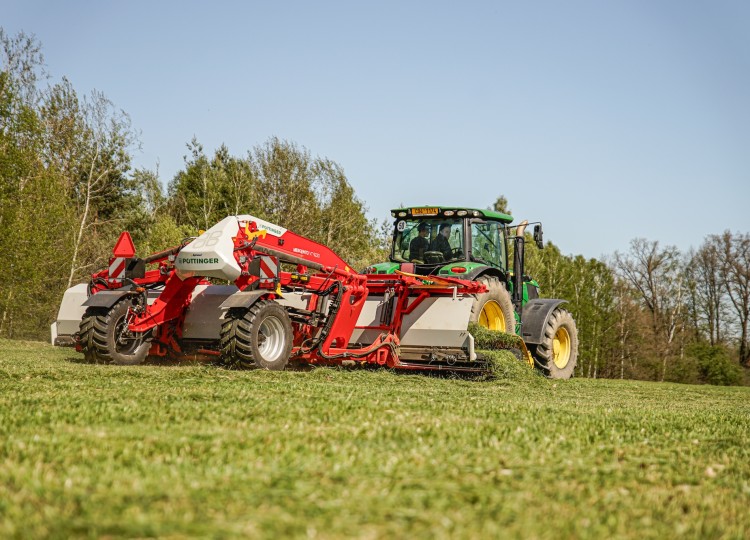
[470,275,516,334]
[92,300,151,365]
[220,300,293,370]
[532,307,578,379]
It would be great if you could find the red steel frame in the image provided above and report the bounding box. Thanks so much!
[85,218,487,368]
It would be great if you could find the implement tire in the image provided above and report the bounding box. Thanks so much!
[220,300,293,370]
[532,307,578,379]
[92,300,151,365]
[470,275,516,334]
[79,307,108,363]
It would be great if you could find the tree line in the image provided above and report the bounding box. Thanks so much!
[2,30,747,385]
[502,197,749,385]
[0,30,385,341]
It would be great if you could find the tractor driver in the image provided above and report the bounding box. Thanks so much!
[409,222,430,261]
[430,223,453,260]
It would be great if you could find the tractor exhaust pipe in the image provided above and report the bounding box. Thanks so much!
[512,221,528,314]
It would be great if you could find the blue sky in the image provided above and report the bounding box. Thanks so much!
[5,1,749,259]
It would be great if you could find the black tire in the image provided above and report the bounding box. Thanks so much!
[91,300,151,365]
[470,275,516,335]
[532,307,578,379]
[220,300,293,370]
[79,307,107,363]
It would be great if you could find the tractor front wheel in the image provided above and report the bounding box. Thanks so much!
[470,275,516,334]
[532,307,578,379]
[220,300,293,370]
[91,300,151,365]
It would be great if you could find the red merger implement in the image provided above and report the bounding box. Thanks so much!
[56,215,488,372]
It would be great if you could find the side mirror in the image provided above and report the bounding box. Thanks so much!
[534,224,544,249]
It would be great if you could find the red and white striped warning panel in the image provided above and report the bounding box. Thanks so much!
[259,256,278,284]
[108,257,127,283]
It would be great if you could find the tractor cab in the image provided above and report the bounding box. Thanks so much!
[385,206,513,276]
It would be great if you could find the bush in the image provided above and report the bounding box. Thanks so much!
[687,343,743,386]
[666,355,701,385]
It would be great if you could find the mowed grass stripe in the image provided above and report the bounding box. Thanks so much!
[1,339,749,539]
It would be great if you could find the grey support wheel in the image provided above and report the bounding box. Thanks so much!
[220,300,293,370]
[470,275,516,334]
[532,307,578,379]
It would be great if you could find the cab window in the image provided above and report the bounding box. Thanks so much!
[471,221,505,269]
[393,219,463,263]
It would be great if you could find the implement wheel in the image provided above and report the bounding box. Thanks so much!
[79,307,107,363]
[91,300,151,365]
[470,275,516,334]
[533,307,578,379]
[220,300,293,370]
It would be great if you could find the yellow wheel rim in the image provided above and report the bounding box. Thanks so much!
[479,301,506,332]
[552,326,571,369]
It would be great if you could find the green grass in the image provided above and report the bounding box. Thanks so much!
[1,339,749,539]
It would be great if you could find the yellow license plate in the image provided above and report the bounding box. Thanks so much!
[412,207,439,216]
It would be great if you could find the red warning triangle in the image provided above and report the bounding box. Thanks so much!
[112,231,136,258]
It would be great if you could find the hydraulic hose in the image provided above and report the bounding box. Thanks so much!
[143,245,183,264]
[240,243,328,273]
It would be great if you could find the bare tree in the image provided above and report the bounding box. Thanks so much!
[686,242,729,345]
[716,231,750,366]
[614,239,686,381]
[64,90,137,287]
[611,278,639,379]
[0,29,45,108]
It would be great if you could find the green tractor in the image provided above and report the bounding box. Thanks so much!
[367,206,578,379]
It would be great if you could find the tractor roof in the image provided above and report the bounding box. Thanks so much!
[391,205,514,224]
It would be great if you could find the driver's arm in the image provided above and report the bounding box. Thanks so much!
[443,239,452,258]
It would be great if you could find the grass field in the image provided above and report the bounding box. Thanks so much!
[1,339,749,539]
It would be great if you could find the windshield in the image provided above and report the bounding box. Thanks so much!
[392,218,464,264]
[471,221,505,270]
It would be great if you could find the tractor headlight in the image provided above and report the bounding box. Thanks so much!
[443,210,455,216]
[457,210,467,216]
